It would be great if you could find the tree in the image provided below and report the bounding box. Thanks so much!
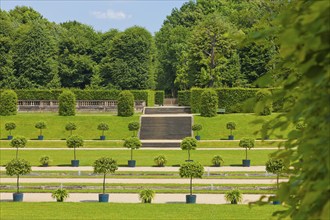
[0,90,17,116]
[66,135,84,161]
[179,162,204,196]
[117,91,134,117]
[10,136,27,159]
[58,90,76,116]
[239,138,255,161]
[65,122,77,136]
[35,121,47,136]
[200,89,218,117]
[123,137,141,161]
[5,122,16,136]
[97,123,109,137]
[128,122,140,137]
[266,158,285,190]
[180,137,197,161]
[93,157,118,194]
[5,158,32,194]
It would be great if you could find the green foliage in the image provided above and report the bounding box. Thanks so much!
[212,155,224,167]
[190,88,203,113]
[178,90,191,106]
[66,135,84,160]
[117,91,134,117]
[93,157,118,194]
[0,90,17,116]
[51,188,69,202]
[225,189,242,204]
[10,136,27,159]
[192,124,202,136]
[155,91,164,106]
[180,137,198,161]
[65,122,77,136]
[123,137,141,161]
[226,122,236,136]
[239,138,255,160]
[97,123,109,136]
[128,122,140,137]
[35,121,47,136]
[139,189,155,203]
[39,155,51,166]
[5,122,16,135]
[255,89,272,116]
[130,90,149,105]
[147,90,155,107]
[179,162,204,195]
[154,155,167,167]
[266,158,285,190]
[5,158,32,193]
[58,90,76,116]
[200,89,218,117]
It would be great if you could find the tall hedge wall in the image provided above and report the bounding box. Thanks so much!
[190,88,204,113]
[155,91,164,106]
[178,91,191,106]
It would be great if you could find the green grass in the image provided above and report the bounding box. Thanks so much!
[0,149,275,166]
[0,113,140,140]
[194,113,292,140]
[0,203,286,220]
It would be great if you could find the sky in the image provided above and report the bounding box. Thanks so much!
[0,0,190,34]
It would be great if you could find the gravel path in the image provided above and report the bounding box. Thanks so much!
[0,193,272,204]
[0,147,277,150]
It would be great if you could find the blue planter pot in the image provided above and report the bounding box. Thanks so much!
[186,195,196,204]
[100,136,106,140]
[38,135,44,140]
[273,200,281,205]
[242,159,250,167]
[99,194,109,202]
[128,160,136,167]
[13,193,23,202]
[71,160,80,167]
[228,135,234,140]
[8,135,13,140]
[195,136,201,140]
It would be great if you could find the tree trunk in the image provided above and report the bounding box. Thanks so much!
[103,173,106,194]
[17,175,19,193]
[188,150,190,161]
[74,147,76,160]
[16,147,18,159]
[190,176,192,195]
[131,149,133,161]
[245,148,248,160]
[277,173,279,190]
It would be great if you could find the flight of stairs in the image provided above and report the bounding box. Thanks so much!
[139,107,192,147]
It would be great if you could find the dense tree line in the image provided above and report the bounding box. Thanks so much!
[0,1,285,95]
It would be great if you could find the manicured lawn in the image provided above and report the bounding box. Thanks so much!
[0,113,140,140]
[0,149,275,166]
[0,203,286,220]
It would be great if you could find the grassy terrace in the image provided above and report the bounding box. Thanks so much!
[0,149,275,166]
[0,203,286,220]
[0,112,291,140]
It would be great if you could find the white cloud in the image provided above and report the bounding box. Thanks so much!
[91,9,132,20]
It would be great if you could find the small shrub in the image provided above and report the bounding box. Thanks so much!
[179,162,204,196]
[212,155,224,167]
[93,157,118,194]
[239,138,255,160]
[154,155,167,167]
[225,189,242,204]
[180,137,198,161]
[226,122,236,136]
[39,155,51,166]
[58,90,76,116]
[0,90,17,116]
[200,89,218,117]
[97,123,109,136]
[139,189,155,203]
[35,121,47,136]
[51,188,69,202]
[128,122,140,137]
[5,122,16,136]
[192,124,202,136]
[65,122,77,136]
[117,91,134,117]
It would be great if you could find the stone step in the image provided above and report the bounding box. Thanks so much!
[141,140,181,148]
[144,107,191,114]
[140,116,192,140]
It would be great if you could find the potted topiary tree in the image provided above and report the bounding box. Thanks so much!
[180,137,197,162]
[225,189,243,204]
[211,155,224,167]
[5,122,16,140]
[97,123,109,140]
[39,155,51,167]
[179,162,204,204]
[65,122,77,136]
[93,157,118,202]
[154,155,167,167]
[266,158,285,205]
[5,158,32,201]
[51,188,69,202]
[123,137,141,167]
[261,122,271,140]
[139,189,155,203]
[35,121,47,140]
[239,138,255,167]
[10,136,27,159]
[226,122,236,140]
[66,135,84,167]
[128,122,140,137]
[192,124,202,140]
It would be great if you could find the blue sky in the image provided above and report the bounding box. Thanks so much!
[0,0,190,34]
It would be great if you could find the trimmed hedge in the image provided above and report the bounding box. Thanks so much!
[0,90,18,116]
[178,91,191,106]
[190,88,204,113]
[200,89,218,117]
[155,91,164,106]
[58,90,76,116]
[147,90,155,107]
[117,91,134,117]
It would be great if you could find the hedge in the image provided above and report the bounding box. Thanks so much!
[147,90,155,107]
[0,90,18,116]
[200,89,218,117]
[58,90,76,116]
[178,91,191,106]
[190,88,204,113]
[155,91,164,106]
[117,91,134,117]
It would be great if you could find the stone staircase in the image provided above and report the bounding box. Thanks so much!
[139,107,192,147]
